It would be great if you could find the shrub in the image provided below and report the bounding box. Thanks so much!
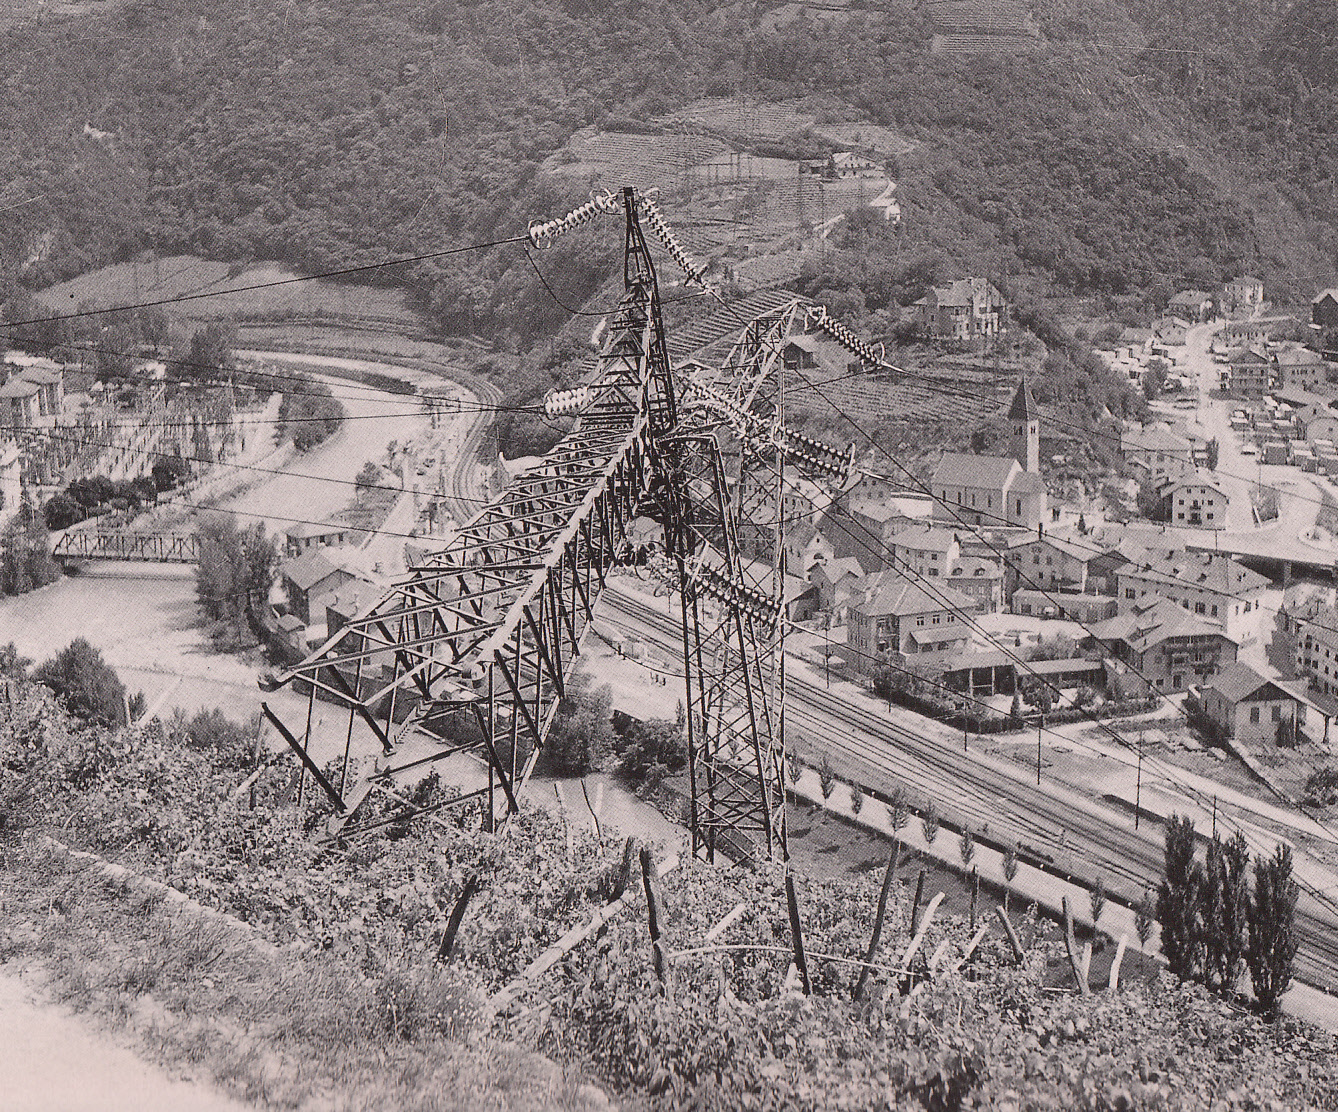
[1303,766,1338,806]
[34,638,127,728]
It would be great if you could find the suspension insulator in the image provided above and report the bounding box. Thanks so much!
[528,189,619,249]
[543,385,592,417]
[637,193,709,287]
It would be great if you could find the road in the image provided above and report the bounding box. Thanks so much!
[597,581,1338,997]
[1171,322,1333,564]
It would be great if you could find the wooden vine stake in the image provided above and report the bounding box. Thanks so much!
[785,873,812,995]
[640,847,667,983]
[853,841,898,1002]
[995,906,1025,964]
[1108,933,1129,992]
[1062,897,1092,996]
[909,868,927,935]
[437,873,481,962]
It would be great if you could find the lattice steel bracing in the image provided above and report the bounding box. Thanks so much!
[673,299,810,862]
[260,190,842,857]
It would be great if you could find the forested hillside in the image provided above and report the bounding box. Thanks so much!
[1,0,1337,369]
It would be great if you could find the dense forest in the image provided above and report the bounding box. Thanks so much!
[1,0,1337,400]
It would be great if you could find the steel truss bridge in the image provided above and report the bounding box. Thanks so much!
[52,529,200,563]
[260,188,853,861]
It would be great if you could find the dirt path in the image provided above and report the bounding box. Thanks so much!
[0,971,254,1112]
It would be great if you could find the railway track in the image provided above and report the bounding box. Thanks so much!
[602,585,1338,993]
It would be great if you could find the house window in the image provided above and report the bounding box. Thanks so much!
[1125,588,1136,599]
[932,614,941,625]
[1211,605,1219,617]
[1250,706,1260,724]
[1195,602,1206,614]
[1272,705,1282,722]
[916,616,925,626]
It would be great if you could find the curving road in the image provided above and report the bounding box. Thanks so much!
[599,583,1338,996]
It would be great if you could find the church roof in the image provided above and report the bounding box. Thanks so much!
[931,452,1019,490]
[1007,378,1038,421]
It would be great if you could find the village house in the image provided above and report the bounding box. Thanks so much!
[1153,318,1191,346]
[281,550,357,625]
[1197,661,1305,746]
[0,378,39,430]
[284,520,356,558]
[888,523,961,579]
[1086,597,1238,696]
[782,519,836,576]
[913,277,1005,341]
[1120,424,1195,483]
[819,500,904,572]
[810,555,866,621]
[946,556,1004,613]
[1222,320,1271,350]
[847,576,974,673]
[931,379,1047,531]
[1287,599,1338,700]
[1273,345,1327,393]
[1228,346,1272,398]
[1168,289,1215,322]
[1003,533,1095,596]
[1222,275,1265,313]
[1115,551,1268,643]
[1011,588,1116,623]
[1159,470,1230,529]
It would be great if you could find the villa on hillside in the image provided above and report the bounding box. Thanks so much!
[913,277,1005,341]
[1222,275,1265,313]
[1168,289,1215,322]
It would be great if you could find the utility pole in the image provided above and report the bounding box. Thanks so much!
[1036,711,1043,786]
[1135,730,1143,831]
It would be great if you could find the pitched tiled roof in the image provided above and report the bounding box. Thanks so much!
[1204,661,1286,705]
[282,550,341,591]
[1088,598,1230,652]
[1157,469,1228,497]
[931,452,1018,490]
[1124,552,1269,597]
[854,573,974,618]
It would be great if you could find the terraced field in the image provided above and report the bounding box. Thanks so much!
[36,254,422,332]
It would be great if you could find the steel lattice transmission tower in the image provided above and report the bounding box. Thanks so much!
[260,189,850,861]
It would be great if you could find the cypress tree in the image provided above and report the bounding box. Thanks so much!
[1247,844,1299,1020]
[1157,814,1204,980]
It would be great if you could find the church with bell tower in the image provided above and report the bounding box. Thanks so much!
[929,377,1047,531]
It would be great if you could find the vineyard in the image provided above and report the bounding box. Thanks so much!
[35,254,423,334]
[3,679,1337,1109]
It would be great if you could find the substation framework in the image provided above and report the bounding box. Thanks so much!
[260,188,852,862]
